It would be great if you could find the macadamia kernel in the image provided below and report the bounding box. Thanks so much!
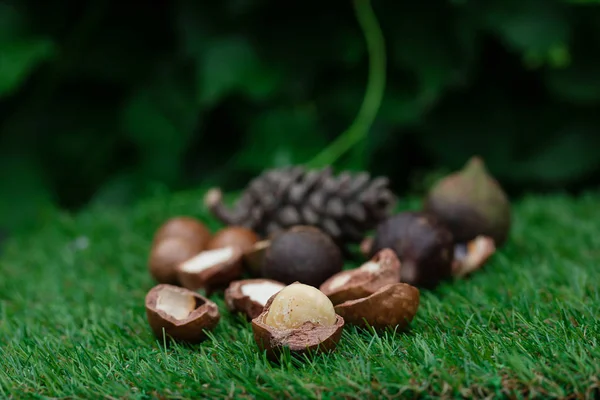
[264,283,336,329]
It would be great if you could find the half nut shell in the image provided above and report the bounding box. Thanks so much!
[452,235,496,278]
[145,284,220,343]
[334,283,420,330]
[251,293,345,360]
[224,278,285,319]
[320,248,401,305]
[177,246,243,294]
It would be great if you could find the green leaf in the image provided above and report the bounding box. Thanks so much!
[121,69,200,184]
[0,38,55,97]
[235,107,329,171]
[481,0,570,55]
[545,51,600,104]
[514,128,600,183]
[197,36,261,106]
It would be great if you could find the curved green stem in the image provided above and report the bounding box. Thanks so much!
[307,0,386,168]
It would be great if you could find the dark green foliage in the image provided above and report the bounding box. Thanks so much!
[1,189,599,397]
[2,0,600,235]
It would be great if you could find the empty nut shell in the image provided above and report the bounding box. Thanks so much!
[320,248,401,305]
[145,284,220,343]
[452,235,496,278]
[177,246,243,294]
[334,283,420,330]
[224,279,285,319]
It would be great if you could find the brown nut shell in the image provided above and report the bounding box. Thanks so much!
[176,246,243,294]
[243,240,271,276]
[148,236,204,285]
[452,235,496,278]
[334,283,420,330]
[206,226,259,252]
[145,284,220,343]
[251,292,345,360]
[224,279,285,319]
[320,248,401,305]
[153,216,212,247]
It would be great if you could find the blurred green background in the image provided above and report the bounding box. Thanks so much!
[1,0,600,239]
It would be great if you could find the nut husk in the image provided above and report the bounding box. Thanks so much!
[207,226,259,252]
[251,292,345,360]
[320,248,401,305]
[334,283,420,330]
[369,211,455,289]
[424,156,511,247]
[224,279,285,319]
[145,284,220,343]
[262,225,343,287]
[177,246,243,294]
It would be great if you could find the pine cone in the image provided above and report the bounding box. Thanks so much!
[203,166,397,249]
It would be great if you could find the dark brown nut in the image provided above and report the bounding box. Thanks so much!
[243,240,270,276]
[152,216,212,246]
[149,217,212,284]
[145,284,220,343]
[148,236,204,285]
[452,235,496,278]
[224,279,285,319]
[206,226,259,252]
[424,156,512,247]
[262,226,343,287]
[320,248,401,305]
[334,283,420,330]
[251,282,344,360]
[369,211,454,289]
[176,246,243,294]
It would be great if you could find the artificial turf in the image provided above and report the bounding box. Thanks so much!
[1,188,599,399]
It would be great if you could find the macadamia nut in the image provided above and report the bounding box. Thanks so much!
[264,283,336,329]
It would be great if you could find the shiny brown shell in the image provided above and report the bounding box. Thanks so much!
[334,283,420,330]
[145,284,220,343]
[176,246,243,295]
[224,278,285,319]
[320,248,401,305]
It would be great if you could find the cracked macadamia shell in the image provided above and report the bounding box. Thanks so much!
[145,284,220,343]
[176,246,243,294]
[334,283,420,330]
[251,284,345,360]
[224,279,285,319]
[320,248,401,305]
[452,235,496,278]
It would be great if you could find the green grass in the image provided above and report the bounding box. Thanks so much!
[1,189,599,399]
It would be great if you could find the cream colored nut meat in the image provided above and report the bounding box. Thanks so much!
[264,283,336,329]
